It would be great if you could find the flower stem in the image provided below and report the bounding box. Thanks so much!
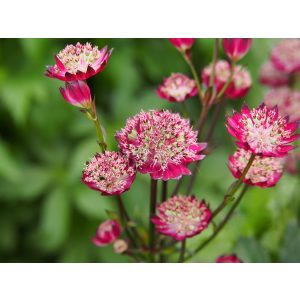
[159,180,168,262]
[184,184,249,262]
[178,239,186,263]
[216,61,235,100]
[209,39,219,89]
[149,178,158,262]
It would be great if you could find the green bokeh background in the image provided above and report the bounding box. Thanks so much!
[0,38,299,263]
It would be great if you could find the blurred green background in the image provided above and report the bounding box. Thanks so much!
[0,38,299,263]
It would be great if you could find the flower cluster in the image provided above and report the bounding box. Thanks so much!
[46,42,112,81]
[116,110,207,180]
[157,73,197,103]
[202,60,251,100]
[152,195,212,241]
[82,151,136,196]
[229,148,284,187]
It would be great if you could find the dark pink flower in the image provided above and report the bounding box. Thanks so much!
[169,38,195,52]
[271,39,300,73]
[157,73,197,103]
[116,110,207,180]
[264,87,300,122]
[59,80,92,108]
[82,151,136,196]
[46,42,112,81]
[259,61,290,87]
[229,148,284,188]
[216,254,242,263]
[226,104,299,157]
[222,38,252,61]
[92,220,121,247]
[202,60,251,100]
[152,195,211,241]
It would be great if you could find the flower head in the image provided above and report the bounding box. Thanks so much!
[59,80,92,108]
[116,110,207,180]
[264,87,300,122]
[226,104,299,157]
[271,39,300,73]
[113,239,128,254]
[202,60,251,99]
[222,38,252,61]
[169,38,195,52]
[82,151,136,196]
[229,148,284,187]
[216,254,242,263]
[157,73,197,103]
[259,61,290,87]
[152,195,211,241]
[92,220,121,247]
[46,42,112,81]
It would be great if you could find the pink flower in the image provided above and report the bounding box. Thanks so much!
[264,87,300,122]
[157,73,197,103]
[116,110,207,180]
[113,239,128,254]
[46,42,112,81]
[92,220,121,247]
[82,151,136,196]
[271,39,300,73]
[152,195,211,241]
[284,152,300,175]
[169,38,195,52]
[259,61,290,87]
[222,38,252,61]
[202,60,251,99]
[229,148,284,188]
[59,80,92,108]
[226,104,299,157]
[216,254,242,263]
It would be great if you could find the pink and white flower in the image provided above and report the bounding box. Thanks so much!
[216,254,242,263]
[259,61,290,87]
[202,60,251,100]
[229,148,284,188]
[264,87,300,122]
[113,239,128,254]
[116,110,207,180]
[226,104,299,157]
[157,73,197,102]
[152,195,211,241]
[92,220,121,247]
[271,39,300,74]
[222,38,252,61]
[169,38,195,52]
[59,80,92,108]
[46,42,112,81]
[82,151,136,196]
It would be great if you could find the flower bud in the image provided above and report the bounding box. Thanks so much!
[169,38,195,53]
[113,239,128,254]
[92,220,121,247]
[216,254,242,263]
[222,38,252,61]
[59,80,92,109]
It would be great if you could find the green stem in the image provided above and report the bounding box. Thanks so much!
[149,178,158,262]
[184,184,249,262]
[216,61,235,100]
[178,239,186,263]
[159,180,168,262]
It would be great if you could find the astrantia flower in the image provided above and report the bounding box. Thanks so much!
[202,60,251,99]
[222,38,252,61]
[82,151,136,196]
[92,220,121,247]
[59,80,92,108]
[259,61,290,87]
[271,39,300,73]
[152,195,211,241]
[169,38,195,52]
[264,87,300,122]
[157,73,197,103]
[229,148,284,187]
[226,104,299,157]
[216,254,242,263]
[116,110,207,180]
[46,42,112,81]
